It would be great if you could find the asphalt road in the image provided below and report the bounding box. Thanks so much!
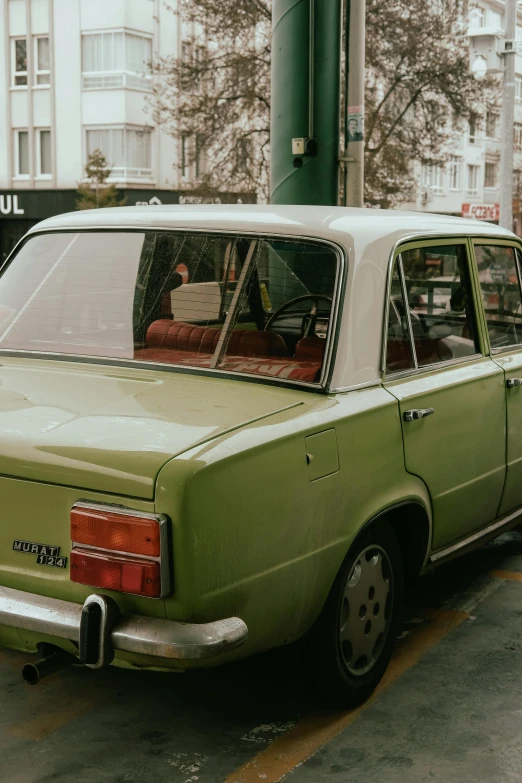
[2,529,522,783]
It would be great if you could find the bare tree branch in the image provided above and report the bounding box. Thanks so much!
[148,0,495,206]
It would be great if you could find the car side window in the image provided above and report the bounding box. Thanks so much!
[386,261,415,373]
[475,244,522,349]
[400,244,480,367]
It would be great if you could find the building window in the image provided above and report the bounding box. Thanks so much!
[36,130,51,177]
[486,111,499,140]
[514,169,522,196]
[235,138,252,175]
[181,135,190,179]
[515,123,522,152]
[422,164,444,195]
[82,31,152,90]
[12,38,27,87]
[180,41,194,89]
[448,155,462,191]
[468,5,485,28]
[487,9,503,29]
[125,33,152,77]
[193,45,205,91]
[467,164,479,195]
[195,134,207,177]
[14,130,29,177]
[85,126,152,180]
[181,41,192,62]
[484,161,498,189]
[34,36,50,85]
[469,114,481,144]
[517,75,522,104]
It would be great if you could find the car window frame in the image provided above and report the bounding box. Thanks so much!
[470,237,522,356]
[383,236,485,381]
[0,226,346,394]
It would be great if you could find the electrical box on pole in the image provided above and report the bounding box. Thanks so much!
[270,0,342,205]
[467,27,504,75]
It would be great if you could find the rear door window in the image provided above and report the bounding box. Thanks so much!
[400,243,480,367]
[474,244,522,349]
[385,260,415,374]
[385,240,481,374]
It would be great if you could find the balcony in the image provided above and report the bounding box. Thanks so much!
[485,137,501,156]
[83,72,152,91]
[108,167,153,182]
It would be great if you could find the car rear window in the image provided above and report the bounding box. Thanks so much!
[0,231,339,385]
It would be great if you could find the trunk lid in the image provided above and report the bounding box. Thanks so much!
[0,357,303,499]
[0,357,302,605]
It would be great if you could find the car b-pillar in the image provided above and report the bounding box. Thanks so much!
[270,0,342,206]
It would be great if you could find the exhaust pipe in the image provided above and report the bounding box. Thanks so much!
[22,649,77,685]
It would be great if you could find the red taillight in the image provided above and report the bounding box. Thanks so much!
[71,507,160,557]
[70,503,168,598]
[70,548,161,598]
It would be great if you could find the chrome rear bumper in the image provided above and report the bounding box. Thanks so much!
[0,585,248,662]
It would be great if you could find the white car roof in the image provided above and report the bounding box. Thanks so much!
[28,205,518,391]
[31,203,514,247]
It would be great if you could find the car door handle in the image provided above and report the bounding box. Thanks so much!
[404,407,435,422]
[506,378,522,388]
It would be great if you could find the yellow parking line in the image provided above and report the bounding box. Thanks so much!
[490,569,522,582]
[225,609,467,783]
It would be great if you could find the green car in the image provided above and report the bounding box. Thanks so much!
[0,205,521,706]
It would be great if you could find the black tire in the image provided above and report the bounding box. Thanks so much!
[306,519,404,708]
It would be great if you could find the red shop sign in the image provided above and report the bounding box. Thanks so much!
[462,203,500,221]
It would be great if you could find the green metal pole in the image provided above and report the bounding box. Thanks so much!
[270,0,342,205]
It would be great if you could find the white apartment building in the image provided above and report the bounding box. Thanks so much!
[413,0,522,235]
[0,0,252,262]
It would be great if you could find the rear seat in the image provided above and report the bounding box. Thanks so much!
[134,320,326,382]
[143,319,289,357]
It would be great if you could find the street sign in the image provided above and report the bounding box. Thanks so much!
[462,203,500,221]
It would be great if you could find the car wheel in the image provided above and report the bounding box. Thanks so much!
[308,519,404,708]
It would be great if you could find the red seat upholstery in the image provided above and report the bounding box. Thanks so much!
[145,320,288,358]
[135,320,323,383]
[146,320,216,351]
[226,329,288,357]
[294,336,326,361]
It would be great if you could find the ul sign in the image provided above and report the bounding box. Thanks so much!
[0,195,24,215]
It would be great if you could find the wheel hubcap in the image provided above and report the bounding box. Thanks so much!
[338,545,393,676]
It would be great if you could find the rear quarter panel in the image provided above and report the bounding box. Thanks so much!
[155,385,431,666]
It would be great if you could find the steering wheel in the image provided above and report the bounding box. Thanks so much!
[264,295,333,338]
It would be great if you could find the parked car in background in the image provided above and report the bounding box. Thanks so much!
[0,205,521,706]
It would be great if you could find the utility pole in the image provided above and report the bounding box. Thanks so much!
[270,0,342,205]
[499,0,517,231]
[342,0,365,207]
